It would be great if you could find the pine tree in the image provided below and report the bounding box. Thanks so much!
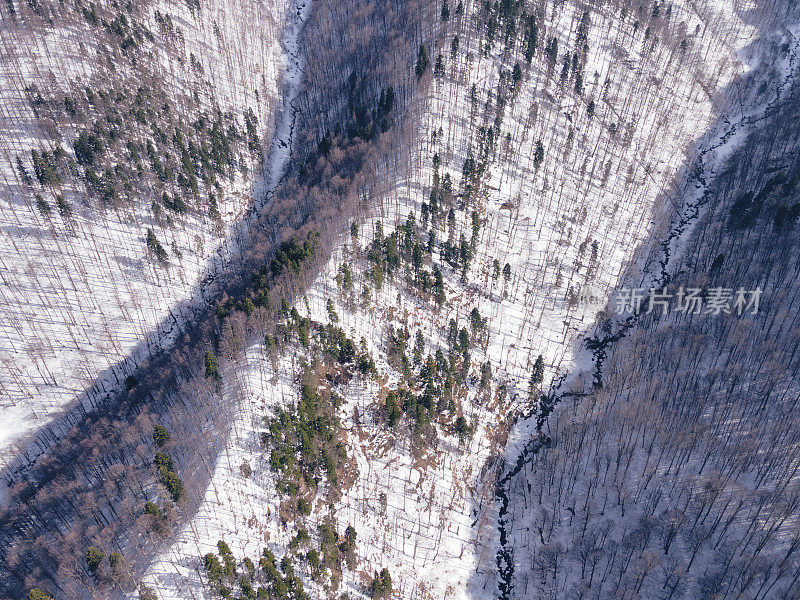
[85,546,105,573]
[16,156,32,184]
[512,62,523,85]
[370,568,393,599]
[34,194,51,216]
[524,15,538,62]
[531,354,544,387]
[534,140,544,168]
[139,585,158,600]
[434,266,446,305]
[205,350,221,379]
[146,229,168,263]
[153,424,171,447]
[161,471,183,501]
[56,195,72,217]
[434,54,445,78]
[204,553,224,583]
[415,45,429,78]
[455,416,470,443]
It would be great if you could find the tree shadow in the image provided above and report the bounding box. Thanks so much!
[466,2,800,598]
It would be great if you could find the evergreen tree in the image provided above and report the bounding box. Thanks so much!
[73,132,104,165]
[386,393,401,427]
[545,37,559,65]
[480,361,492,388]
[340,524,358,568]
[433,266,446,305]
[205,350,221,380]
[531,354,544,387]
[139,585,158,600]
[16,155,32,184]
[455,415,470,443]
[144,501,162,518]
[34,194,51,216]
[204,553,224,583]
[512,62,523,85]
[450,36,459,59]
[534,140,544,168]
[524,15,538,62]
[434,54,445,78]
[30,149,61,186]
[146,229,168,263]
[153,424,171,447]
[370,568,393,599]
[85,546,105,573]
[56,195,72,217]
[415,45,429,78]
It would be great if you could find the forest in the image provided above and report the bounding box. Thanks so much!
[1,0,799,599]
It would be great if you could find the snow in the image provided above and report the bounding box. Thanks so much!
[0,0,290,471]
[133,0,778,595]
[1,0,791,597]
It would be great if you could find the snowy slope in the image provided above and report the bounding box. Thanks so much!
[131,1,793,599]
[0,0,290,468]
[499,8,800,600]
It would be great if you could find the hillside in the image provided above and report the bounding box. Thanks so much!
[1,0,799,599]
[0,0,291,469]
[137,1,798,599]
[500,15,800,599]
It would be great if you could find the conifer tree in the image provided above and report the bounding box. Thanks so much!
[531,354,544,388]
[415,45,429,78]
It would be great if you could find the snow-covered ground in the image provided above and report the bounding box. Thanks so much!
[133,1,789,598]
[498,6,800,600]
[0,0,291,469]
